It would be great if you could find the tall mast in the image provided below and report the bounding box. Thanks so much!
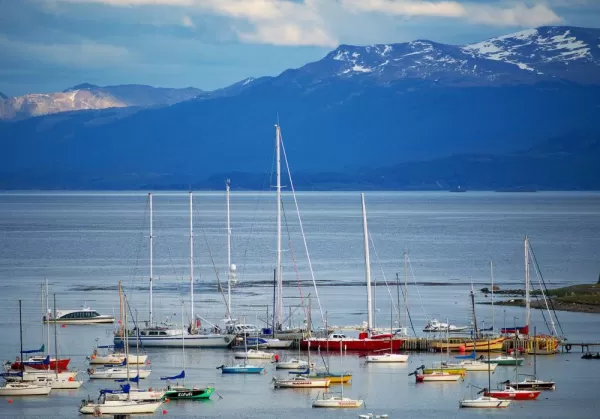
[490,260,495,331]
[19,300,23,374]
[525,235,531,332]
[124,295,130,401]
[189,191,194,326]
[45,278,50,358]
[135,309,140,389]
[275,124,283,330]
[361,193,373,332]
[181,303,185,386]
[53,294,58,378]
[226,179,232,318]
[149,193,154,328]
[404,250,409,332]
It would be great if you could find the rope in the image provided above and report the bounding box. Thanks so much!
[407,255,429,323]
[279,131,325,326]
[367,232,399,324]
[281,200,308,320]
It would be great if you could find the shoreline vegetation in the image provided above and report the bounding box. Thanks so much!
[478,283,600,314]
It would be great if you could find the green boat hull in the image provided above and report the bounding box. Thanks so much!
[164,386,214,400]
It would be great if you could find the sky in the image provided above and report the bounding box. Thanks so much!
[1,0,599,96]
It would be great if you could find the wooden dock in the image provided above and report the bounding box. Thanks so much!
[560,342,600,353]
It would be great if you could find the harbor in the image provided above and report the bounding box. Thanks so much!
[1,190,599,418]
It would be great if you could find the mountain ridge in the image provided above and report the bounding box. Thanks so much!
[1,25,599,190]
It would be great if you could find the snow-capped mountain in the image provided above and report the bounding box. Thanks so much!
[269,26,600,86]
[0,84,202,121]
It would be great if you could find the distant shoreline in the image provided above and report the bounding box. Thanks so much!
[478,283,600,314]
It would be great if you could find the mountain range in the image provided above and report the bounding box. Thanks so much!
[1,26,599,190]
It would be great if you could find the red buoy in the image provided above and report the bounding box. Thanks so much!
[8,399,13,404]
[162,409,168,414]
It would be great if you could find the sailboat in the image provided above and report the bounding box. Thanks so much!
[80,297,162,415]
[366,308,408,363]
[37,294,83,389]
[459,340,511,408]
[504,327,556,390]
[312,333,364,408]
[218,316,265,374]
[0,300,52,397]
[113,193,234,348]
[89,300,152,380]
[11,281,71,372]
[302,193,404,352]
[161,304,214,400]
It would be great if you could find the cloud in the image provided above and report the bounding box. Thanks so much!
[341,1,562,27]
[341,0,466,18]
[468,4,562,27]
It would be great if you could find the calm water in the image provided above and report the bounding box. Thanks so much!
[0,191,599,418]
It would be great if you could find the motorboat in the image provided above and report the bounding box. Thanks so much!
[484,385,541,400]
[262,338,293,349]
[365,353,409,363]
[312,392,364,408]
[43,307,114,324]
[273,375,330,388]
[216,363,264,374]
[0,381,52,396]
[423,319,469,333]
[275,358,309,369]
[233,349,275,359]
[459,395,511,408]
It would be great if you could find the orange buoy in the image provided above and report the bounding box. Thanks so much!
[458,345,466,353]
[91,354,96,359]
[68,376,74,382]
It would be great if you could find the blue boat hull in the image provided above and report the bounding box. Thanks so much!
[221,367,264,374]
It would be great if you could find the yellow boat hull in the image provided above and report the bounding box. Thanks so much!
[423,368,466,376]
[324,375,352,384]
[431,337,505,352]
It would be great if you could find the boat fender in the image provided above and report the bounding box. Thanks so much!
[565,344,572,352]
[88,368,95,375]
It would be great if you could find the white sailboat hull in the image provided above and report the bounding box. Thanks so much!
[33,376,83,389]
[106,390,165,401]
[79,400,162,414]
[263,339,293,349]
[366,353,409,363]
[234,350,274,359]
[276,360,309,369]
[115,334,233,348]
[312,395,364,408]
[90,354,148,365]
[88,368,151,379]
[459,396,511,408]
[0,383,52,396]
[5,370,77,383]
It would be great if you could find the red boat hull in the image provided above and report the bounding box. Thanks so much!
[300,338,404,352]
[485,390,541,400]
[11,358,71,371]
